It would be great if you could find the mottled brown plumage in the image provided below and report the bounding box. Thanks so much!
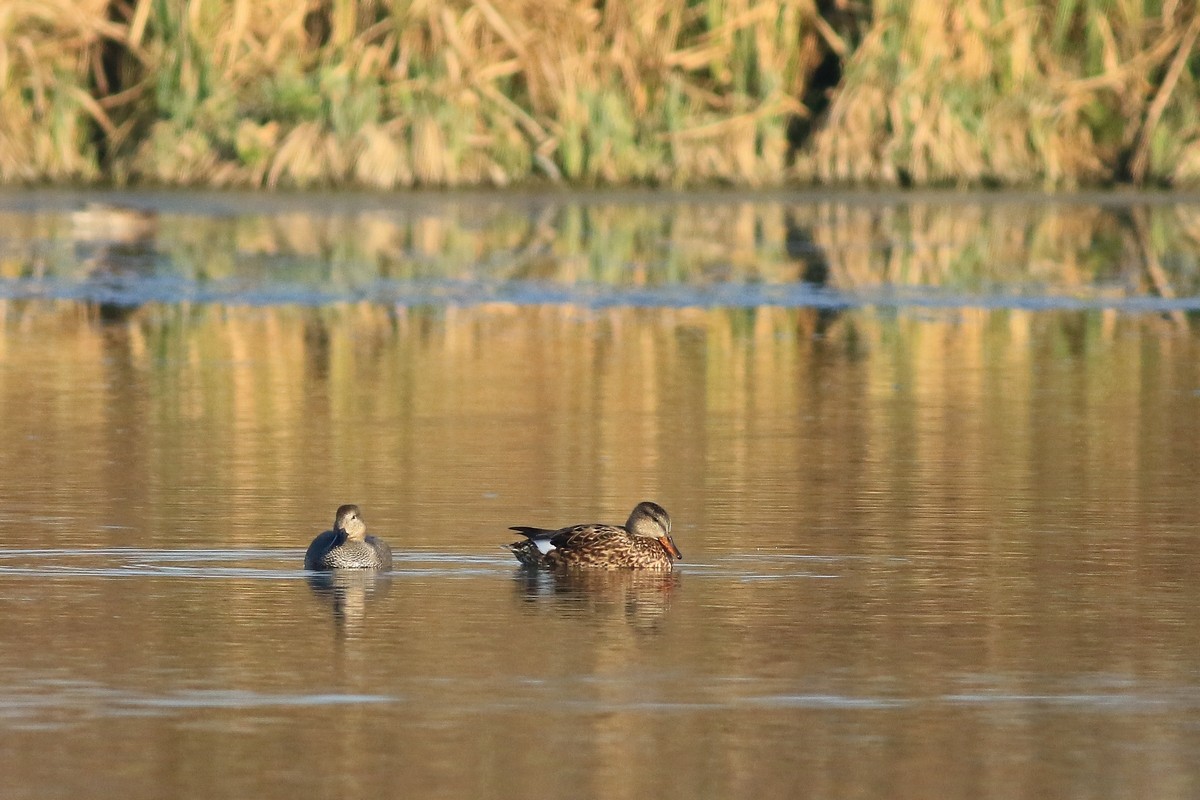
[305,504,393,571]
[505,501,681,572]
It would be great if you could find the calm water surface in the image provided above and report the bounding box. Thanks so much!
[1,190,1200,799]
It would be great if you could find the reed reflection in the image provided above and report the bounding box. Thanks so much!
[784,208,841,338]
[0,299,1197,555]
[4,196,1200,306]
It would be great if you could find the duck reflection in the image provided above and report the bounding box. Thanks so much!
[513,568,679,633]
[71,203,159,322]
[306,570,391,638]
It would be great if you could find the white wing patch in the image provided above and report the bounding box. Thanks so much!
[534,538,557,554]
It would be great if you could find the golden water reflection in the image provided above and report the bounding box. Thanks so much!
[1,300,1199,799]
[0,299,1195,550]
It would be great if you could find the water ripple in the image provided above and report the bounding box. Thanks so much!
[0,548,510,579]
[4,274,1200,311]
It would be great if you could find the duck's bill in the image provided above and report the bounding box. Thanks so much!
[660,535,683,560]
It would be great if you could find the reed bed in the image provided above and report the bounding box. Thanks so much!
[804,0,1200,187]
[1,0,1199,187]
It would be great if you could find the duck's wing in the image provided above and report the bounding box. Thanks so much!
[509,523,626,550]
[507,525,567,556]
[548,523,627,549]
[366,535,393,570]
[304,529,338,569]
[509,526,559,540]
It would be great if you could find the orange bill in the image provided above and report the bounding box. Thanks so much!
[660,535,682,560]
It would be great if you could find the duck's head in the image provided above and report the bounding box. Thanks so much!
[334,504,367,541]
[626,501,681,560]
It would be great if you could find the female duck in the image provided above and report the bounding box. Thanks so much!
[305,504,393,571]
[506,501,682,572]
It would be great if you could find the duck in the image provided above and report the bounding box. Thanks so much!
[304,504,393,570]
[505,501,681,571]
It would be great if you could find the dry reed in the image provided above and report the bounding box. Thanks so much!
[1,0,1199,187]
[803,0,1200,188]
[100,0,817,187]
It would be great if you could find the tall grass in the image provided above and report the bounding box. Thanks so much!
[98,0,817,187]
[0,0,114,182]
[1,0,1199,187]
[803,0,1200,187]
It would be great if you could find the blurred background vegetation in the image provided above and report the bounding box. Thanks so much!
[1,0,1199,188]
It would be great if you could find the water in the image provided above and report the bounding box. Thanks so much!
[2,190,1200,798]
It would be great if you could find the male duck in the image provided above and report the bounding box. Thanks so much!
[506,501,682,572]
[305,504,393,570]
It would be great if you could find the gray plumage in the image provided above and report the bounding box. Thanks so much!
[305,504,393,571]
